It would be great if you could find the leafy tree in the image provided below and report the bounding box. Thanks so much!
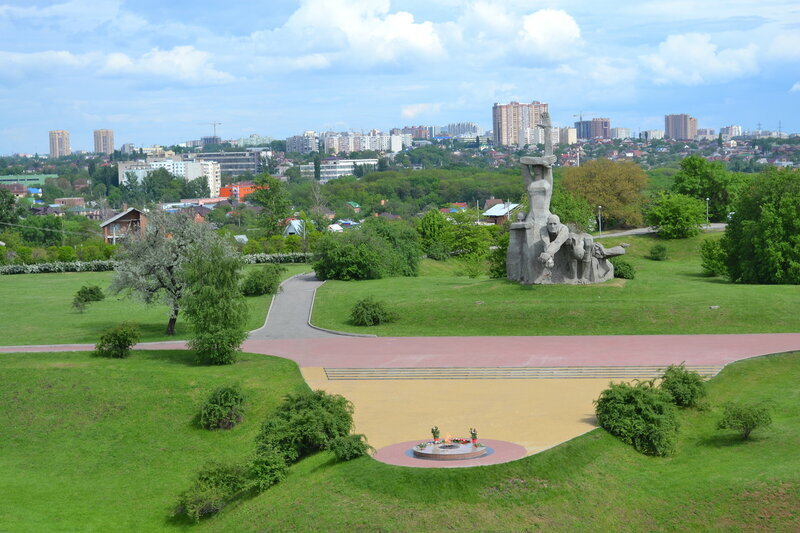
[110,212,219,335]
[594,380,679,456]
[645,192,705,239]
[450,209,492,258]
[416,208,453,260]
[717,401,772,440]
[182,237,248,365]
[673,155,751,221]
[0,187,20,226]
[563,159,648,227]
[248,174,291,235]
[723,168,800,284]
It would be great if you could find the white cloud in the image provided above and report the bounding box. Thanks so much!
[640,33,758,85]
[767,32,800,61]
[588,57,638,86]
[401,103,441,118]
[517,9,583,61]
[791,82,800,92]
[102,46,234,84]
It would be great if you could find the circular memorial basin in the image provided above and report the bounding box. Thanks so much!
[412,442,487,460]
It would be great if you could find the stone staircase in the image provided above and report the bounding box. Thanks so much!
[323,365,723,380]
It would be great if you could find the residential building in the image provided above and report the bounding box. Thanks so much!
[664,114,698,140]
[100,208,147,244]
[526,127,560,146]
[492,101,549,147]
[299,158,379,181]
[640,130,665,141]
[558,127,578,145]
[201,136,221,147]
[286,131,319,154]
[391,125,429,139]
[93,129,114,155]
[445,122,480,137]
[238,134,272,147]
[121,143,136,154]
[118,158,222,197]
[49,130,71,158]
[0,174,57,187]
[220,181,261,201]
[321,132,410,154]
[575,118,611,140]
[720,125,743,140]
[54,197,86,208]
[611,128,631,139]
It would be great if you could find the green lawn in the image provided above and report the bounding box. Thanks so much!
[312,232,800,336]
[2,349,797,531]
[0,350,310,533]
[0,264,310,345]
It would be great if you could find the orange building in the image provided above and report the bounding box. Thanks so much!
[219,181,265,201]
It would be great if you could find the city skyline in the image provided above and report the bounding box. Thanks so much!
[1,0,799,154]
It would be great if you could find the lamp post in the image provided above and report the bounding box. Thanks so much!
[597,205,603,234]
[705,197,710,228]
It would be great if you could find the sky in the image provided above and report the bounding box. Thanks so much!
[1,0,799,154]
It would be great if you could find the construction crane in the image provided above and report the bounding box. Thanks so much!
[208,121,222,137]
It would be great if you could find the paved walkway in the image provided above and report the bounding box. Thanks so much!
[3,272,799,463]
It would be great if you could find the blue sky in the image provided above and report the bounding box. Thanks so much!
[1,0,799,154]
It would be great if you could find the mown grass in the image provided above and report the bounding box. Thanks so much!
[0,264,310,345]
[312,231,800,336]
[0,349,310,533]
[2,349,797,531]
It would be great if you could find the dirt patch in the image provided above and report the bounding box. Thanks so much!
[735,481,800,528]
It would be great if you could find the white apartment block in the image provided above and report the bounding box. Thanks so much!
[640,130,665,141]
[525,127,560,146]
[720,125,743,140]
[321,132,411,154]
[558,127,578,145]
[118,158,221,198]
[299,158,380,182]
[611,128,631,139]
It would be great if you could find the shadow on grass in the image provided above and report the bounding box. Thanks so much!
[136,349,202,367]
[696,433,757,448]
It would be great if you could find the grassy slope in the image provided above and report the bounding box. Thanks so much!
[2,349,798,532]
[210,351,797,531]
[0,264,310,345]
[312,232,800,336]
[0,350,309,533]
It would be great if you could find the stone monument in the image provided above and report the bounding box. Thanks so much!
[507,112,627,284]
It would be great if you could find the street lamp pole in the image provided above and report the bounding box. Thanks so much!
[597,205,603,234]
[705,197,710,228]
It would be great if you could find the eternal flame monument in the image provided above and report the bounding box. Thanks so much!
[507,112,627,285]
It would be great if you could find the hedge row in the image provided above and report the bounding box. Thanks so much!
[0,253,311,275]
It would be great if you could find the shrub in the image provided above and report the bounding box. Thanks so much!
[717,401,772,440]
[241,252,311,264]
[94,322,140,358]
[660,363,706,408]
[76,285,105,302]
[191,329,247,366]
[173,462,249,523]
[699,238,727,277]
[350,297,398,326]
[594,380,679,456]
[456,254,487,278]
[610,257,635,279]
[255,390,355,463]
[71,295,88,313]
[249,448,288,492]
[0,259,117,275]
[241,263,286,296]
[199,386,246,430]
[488,232,509,279]
[648,244,667,261]
[328,434,373,461]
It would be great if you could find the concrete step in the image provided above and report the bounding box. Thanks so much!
[323,365,723,380]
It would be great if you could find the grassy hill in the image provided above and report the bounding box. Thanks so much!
[1,349,798,531]
[312,232,800,336]
[0,264,309,346]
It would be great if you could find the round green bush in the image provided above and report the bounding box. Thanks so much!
[94,322,140,358]
[328,434,373,461]
[199,385,245,430]
[660,363,706,408]
[76,285,105,302]
[241,263,286,296]
[648,244,667,261]
[350,297,398,326]
[249,448,288,492]
[610,257,635,279]
[594,380,679,456]
[700,238,727,277]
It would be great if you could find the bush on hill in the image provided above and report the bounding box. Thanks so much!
[717,401,772,440]
[610,257,635,279]
[350,297,397,326]
[199,386,246,430]
[241,263,286,296]
[699,238,727,277]
[328,434,373,461]
[594,380,679,456]
[660,363,706,408]
[94,323,140,358]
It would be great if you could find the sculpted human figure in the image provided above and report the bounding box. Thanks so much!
[521,111,556,226]
[538,214,569,268]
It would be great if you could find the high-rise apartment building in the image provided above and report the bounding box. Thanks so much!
[49,130,71,158]
[611,128,631,139]
[558,127,578,145]
[93,129,114,155]
[664,114,698,140]
[492,101,549,147]
[575,118,611,140]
